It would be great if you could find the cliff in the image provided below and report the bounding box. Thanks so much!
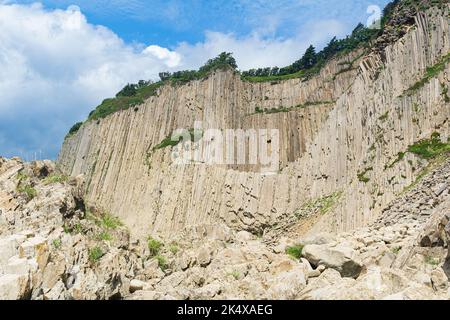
[58,5,449,239]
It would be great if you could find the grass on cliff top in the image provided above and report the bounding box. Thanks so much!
[65,122,83,140]
[88,81,164,121]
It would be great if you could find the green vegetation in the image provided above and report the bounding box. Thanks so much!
[78,52,238,126]
[357,167,373,183]
[73,223,83,235]
[43,174,68,185]
[63,225,70,234]
[159,52,237,84]
[404,53,450,96]
[87,81,163,121]
[227,271,241,280]
[242,23,380,83]
[399,134,449,194]
[391,246,401,254]
[52,239,62,249]
[407,132,450,159]
[100,213,123,230]
[169,243,179,255]
[441,83,450,102]
[156,255,168,271]
[16,171,29,182]
[378,111,389,121]
[253,101,335,115]
[285,244,304,260]
[65,122,83,139]
[385,152,406,169]
[97,231,112,241]
[88,246,104,263]
[148,237,163,257]
[17,184,37,200]
[152,128,203,151]
[296,191,343,218]
[425,255,440,266]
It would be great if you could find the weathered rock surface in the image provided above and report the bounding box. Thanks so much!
[1,155,449,300]
[58,5,449,239]
[1,1,450,301]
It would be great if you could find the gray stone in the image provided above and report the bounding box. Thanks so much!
[302,244,363,278]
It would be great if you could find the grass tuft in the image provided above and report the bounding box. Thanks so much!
[88,246,104,263]
[285,245,304,260]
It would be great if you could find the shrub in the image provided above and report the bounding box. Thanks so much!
[66,122,83,139]
[116,83,137,97]
[87,81,163,121]
[156,255,168,271]
[16,171,29,182]
[148,237,163,257]
[169,243,179,255]
[152,129,204,151]
[407,133,450,159]
[285,244,304,259]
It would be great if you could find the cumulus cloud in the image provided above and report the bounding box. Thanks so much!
[175,19,346,71]
[0,2,345,159]
[0,3,181,158]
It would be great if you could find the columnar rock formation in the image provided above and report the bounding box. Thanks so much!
[58,6,449,242]
[0,156,449,300]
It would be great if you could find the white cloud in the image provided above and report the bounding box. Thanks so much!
[143,45,181,68]
[0,2,345,159]
[175,19,346,71]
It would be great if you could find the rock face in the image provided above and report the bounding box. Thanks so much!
[2,1,450,301]
[58,6,449,239]
[0,155,449,300]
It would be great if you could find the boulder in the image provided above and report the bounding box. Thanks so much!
[267,267,306,299]
[0,274,30,299]
[431,269,448,290]
[196,247,212,267]
[130,279,146,293]
[4,256,31,275]
[0,237,19,265]
[302,244,363,278]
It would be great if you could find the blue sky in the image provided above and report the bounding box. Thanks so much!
[0,0,391,159]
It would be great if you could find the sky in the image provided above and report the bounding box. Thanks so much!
[0,0,391,160]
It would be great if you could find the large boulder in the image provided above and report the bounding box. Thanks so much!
[302,244,363,278]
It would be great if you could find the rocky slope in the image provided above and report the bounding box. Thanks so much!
[0,156,449,299]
